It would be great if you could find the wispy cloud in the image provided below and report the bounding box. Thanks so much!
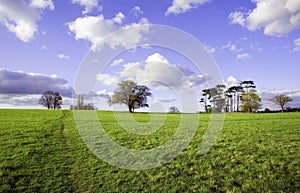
[110,58,124,67]
[58,54,70,59]
[292,37,300,52]
[40,45,48,50]
[236,53,252,60]
[154,98,176,103]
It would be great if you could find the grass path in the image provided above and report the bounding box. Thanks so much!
[0,110,300,192]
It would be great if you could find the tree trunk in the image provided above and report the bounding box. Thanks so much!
[280,105,284,112]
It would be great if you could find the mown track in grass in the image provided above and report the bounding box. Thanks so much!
[0,110,299,192]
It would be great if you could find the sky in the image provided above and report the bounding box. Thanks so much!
[0,0,300,112]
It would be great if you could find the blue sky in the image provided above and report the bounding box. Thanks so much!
[0,0,300,112]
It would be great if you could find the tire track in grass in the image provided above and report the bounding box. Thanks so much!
[58,110,77,192]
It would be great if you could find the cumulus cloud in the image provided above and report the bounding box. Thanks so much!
[229,0,300,36]
[0,0,54,42]
[0,68,72,96]
[71,0,101,15]
[97,53,206,92]
[67,12,150,50]
[165,0,211,15]
[236,53,252,60]
[226,76,241,88]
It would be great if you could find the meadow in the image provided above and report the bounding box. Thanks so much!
[0,109,299,192]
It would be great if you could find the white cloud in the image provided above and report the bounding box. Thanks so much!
[95,89,111,99]
[58,54,70,59]
[131,6,143,18]
[110,58,124,67]
[293,37,300,52]
[236,53,252,60]
[165,0,211,15]
[40,45,48,50]
[67,13,150,50]
[112,12,125,24]
[30,0,54,10]
[98,53,206,92]
[229,0,300,36]
[226,76,241,88]
[229,11,246,26]
[97,74,118,86]
[71,0,101,15]
[0,0,54,42]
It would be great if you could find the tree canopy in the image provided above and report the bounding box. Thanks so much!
[270,94,292,112]
[200,80,262,113]
[108,80,152,113]
[39,91,63,109]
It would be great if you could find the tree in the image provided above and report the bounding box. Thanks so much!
[169,106,180,113]
[200,88,211,113]
[231,85,244,112]
[200,84,226,113]
[270,94,293,112]
[240,80,261,112]
[70,95,97,110]
[225,87,235,112]
[210,84,226,112]
[108,80,152,113]
[39,91,62,109]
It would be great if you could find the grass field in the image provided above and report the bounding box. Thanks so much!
[0,109,299,192]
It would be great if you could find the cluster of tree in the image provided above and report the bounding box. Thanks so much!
[200,80,261,113]
[39,80,294,113]
[39,91,63,109]
[108,80,152,113]
[70,95,97,110]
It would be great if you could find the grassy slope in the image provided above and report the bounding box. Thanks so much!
[0,110,299,192]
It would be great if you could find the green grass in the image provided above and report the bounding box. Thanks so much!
[0,109,299,192]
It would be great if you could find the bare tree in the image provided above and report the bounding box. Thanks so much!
[270,94,292,112]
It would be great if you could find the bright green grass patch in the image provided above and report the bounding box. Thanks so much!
[0,110,299,192]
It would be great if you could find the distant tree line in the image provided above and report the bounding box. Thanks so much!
[70,95,97,110]
[39,79,295,113]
